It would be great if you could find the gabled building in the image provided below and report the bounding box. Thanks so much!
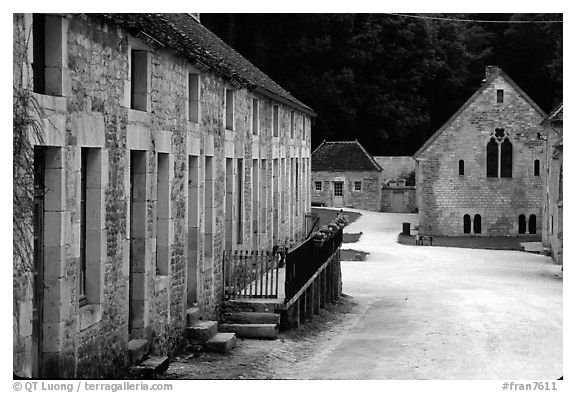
[311,140,383,211]
[13,13,313,378]
[414,66,546,236]
[541,103,563,264]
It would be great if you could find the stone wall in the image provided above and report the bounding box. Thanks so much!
[13,13,312,378]
[373,156,415,181]
[416,73,544,236]
[311,170,382,212]
[541,121,562,264]
[381,186,416,213]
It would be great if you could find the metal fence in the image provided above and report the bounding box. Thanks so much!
[223,248,285,299]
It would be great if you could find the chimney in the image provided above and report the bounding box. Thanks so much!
[485,65,500,80]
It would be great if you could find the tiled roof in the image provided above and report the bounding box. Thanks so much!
[96,13,314,115]
[542,103,563,124]
[312,141,382,172]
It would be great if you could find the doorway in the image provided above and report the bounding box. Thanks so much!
[333,181,344,207]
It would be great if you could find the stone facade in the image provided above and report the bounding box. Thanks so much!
[311,170,383,211]
[373,156,415,181]
[381,180,416,213]
[13,13,313,378]
[414,66,545,236]
[541,104,562,264]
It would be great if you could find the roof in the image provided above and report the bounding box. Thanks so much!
[414,67,546,158]
[96,13,314,116]
[312,140,383,172]
[542,103,563,125]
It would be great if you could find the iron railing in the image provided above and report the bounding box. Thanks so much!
[223,247,286,299]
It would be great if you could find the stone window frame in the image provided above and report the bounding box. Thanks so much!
[290,111,295,139]
[187,71,201,124]
[315,181,322,191]
[302,116,306,141]
[127,36,152,113]
[496,89,504,103]
[486,128,513,178]
[353,181,362,192]
[458,160,465,176]
[225,88,235,131]
[518,214,526,234]
[528,214,537,234]
[31,13,68,97]
[463,214,471,234]
[534,159,540,176]
[272,105,280,137]
[473,214,482,234]
[252,98,259,136]
[155,152,172,276]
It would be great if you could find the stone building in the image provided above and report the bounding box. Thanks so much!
[414,66,545,236]
[311,140,383,211]
[13,13,313,378]
[374,156,416,213]
[541,104,563,264]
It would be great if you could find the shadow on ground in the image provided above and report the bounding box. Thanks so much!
[397,233,541,250]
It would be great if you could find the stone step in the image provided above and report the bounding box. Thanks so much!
[222,311,280,325]
[186,307,201,326]
[218,323,278,339]
[128,339,149,364]
[186,320,218,342]
[130,356,169,378]
[205,333,237,354]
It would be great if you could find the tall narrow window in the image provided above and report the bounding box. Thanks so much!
[528,214,537,234]
[302,116,306,140]
[236,159,243,244]
[534,160,540,176]
[204,157,214,257]
[473,214,482,234]
[290,111,295,139]
[252,98,259,135]
[518,214,526,234]
[33,14,64,96]
[79,149,88,306]
[273,105,279,137]
[487,128,513,178]
[463,214,471,234]
[497,89,504,103]
[131,50,149,111]
[225,89,234,130]
[188,73,200,123]
[458,160,465,176]
[156,153,169,275]
[225,158,233,250]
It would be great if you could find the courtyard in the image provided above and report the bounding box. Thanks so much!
[167,209,562,379]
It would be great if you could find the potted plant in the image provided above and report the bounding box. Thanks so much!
[312,230,328,246]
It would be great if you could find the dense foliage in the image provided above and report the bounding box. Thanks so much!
[202,13,562,155]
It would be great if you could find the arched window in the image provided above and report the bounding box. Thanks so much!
[528,214,537,234]
[534,160,540,176]
[487,128,513,178]
[464,214,471,234]
[459,160,464,176]
[518,214,526,234]
[473,214,482,234]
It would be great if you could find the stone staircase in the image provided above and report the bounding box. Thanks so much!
[186,306,237,354]
[219,301,280,339]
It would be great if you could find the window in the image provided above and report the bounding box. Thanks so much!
[290,111,295,139]
[252,98,259,135]
[33,14,64,96]
[131,49,149,111]
[497,89,504,103]
[273,105,279,137]
[225,89,234,130]
[534,160,540,176]
[458,160,464,176]
[528,214,537,234]
[518,214,526,234]
[315,181,322,191]
[487,128,513,178]
[473,214,482,234]
[463,214,471,234]
[334,182,343,197]
[354,181,362,191]
[302,116,306,140]
[188,73,200,123]
[156,153,169,275]
[236,159,243,244]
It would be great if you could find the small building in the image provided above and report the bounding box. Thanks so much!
[311,140,383,211]
[13,13,313,378]
[541,103,563,264]
[414,66,545,236]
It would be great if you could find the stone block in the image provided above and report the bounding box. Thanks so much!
[186,320,217,342]
[218,323,278,339]
[221,312,280,325]
[128,338,149,364]
[205,333,236,354]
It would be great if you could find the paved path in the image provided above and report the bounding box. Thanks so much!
[285,209,563,379]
